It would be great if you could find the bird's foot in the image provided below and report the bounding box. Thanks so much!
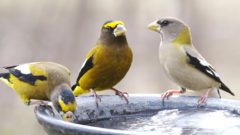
[111,88,129,104]
[21,97,31,106]
[161,89,185,100]
[29,100,49,106]
[24,100,31,106]
[197,89,211,106]
[40,101,49,106]
[198,95,208,105]
[90,89,101,107]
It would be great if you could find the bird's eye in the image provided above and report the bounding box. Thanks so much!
[105,26,113,31]
[160,20,170,27]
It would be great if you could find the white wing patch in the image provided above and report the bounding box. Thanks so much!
[206,70,214,76]
[199,59,210,67]
[81,59,87,69]
[15,64,31,74]
[199,59,220,77]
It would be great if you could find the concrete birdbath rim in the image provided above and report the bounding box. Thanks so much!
[35,94,240,135]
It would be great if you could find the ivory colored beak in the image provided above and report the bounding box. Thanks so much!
[61,111,75,122]
[113,24,127,37]
[147,21,160,33]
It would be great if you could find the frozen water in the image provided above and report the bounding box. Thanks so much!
[87,108,240,135]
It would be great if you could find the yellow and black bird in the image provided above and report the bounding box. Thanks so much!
[72,20,133,106]
[0,62,76,118]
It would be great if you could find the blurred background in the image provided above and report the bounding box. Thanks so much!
[0,0,239,134]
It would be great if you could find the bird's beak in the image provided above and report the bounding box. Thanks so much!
[61,111,75,122]
[147,20,160,33]
[113,24,127,37]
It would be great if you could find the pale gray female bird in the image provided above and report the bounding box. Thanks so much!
[147,17,234,104]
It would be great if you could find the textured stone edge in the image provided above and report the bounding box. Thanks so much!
[35,94,240,135]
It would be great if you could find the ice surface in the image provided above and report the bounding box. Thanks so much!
[87,108,240,135]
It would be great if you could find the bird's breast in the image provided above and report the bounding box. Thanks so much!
[80,46,132,90]
[159,43,219,90]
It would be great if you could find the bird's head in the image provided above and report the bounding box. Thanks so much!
[57,89,76,113]
[99,20,128,45]
[101,20,127,37]
[51,84,77,121]
[148,17,192,45]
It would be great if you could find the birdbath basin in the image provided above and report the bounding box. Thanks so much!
[35,94,240,135]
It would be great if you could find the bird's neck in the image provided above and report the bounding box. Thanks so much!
[171,27,192,45]
[98,33,128,47]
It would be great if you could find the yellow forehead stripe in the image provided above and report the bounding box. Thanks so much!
[103,21,125,28]
[59,98,77,113]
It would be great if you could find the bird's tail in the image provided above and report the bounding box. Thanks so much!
[220,82,235,96]
[0,72,10,82]
[0,66,10,78]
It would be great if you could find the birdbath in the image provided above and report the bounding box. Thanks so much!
[35,94,240,135]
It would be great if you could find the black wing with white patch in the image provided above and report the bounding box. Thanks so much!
[186,52,221,83]
[184,46,234,96]
[6,68,47,85]
[0,65,18,81]
[72,55,94,90]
